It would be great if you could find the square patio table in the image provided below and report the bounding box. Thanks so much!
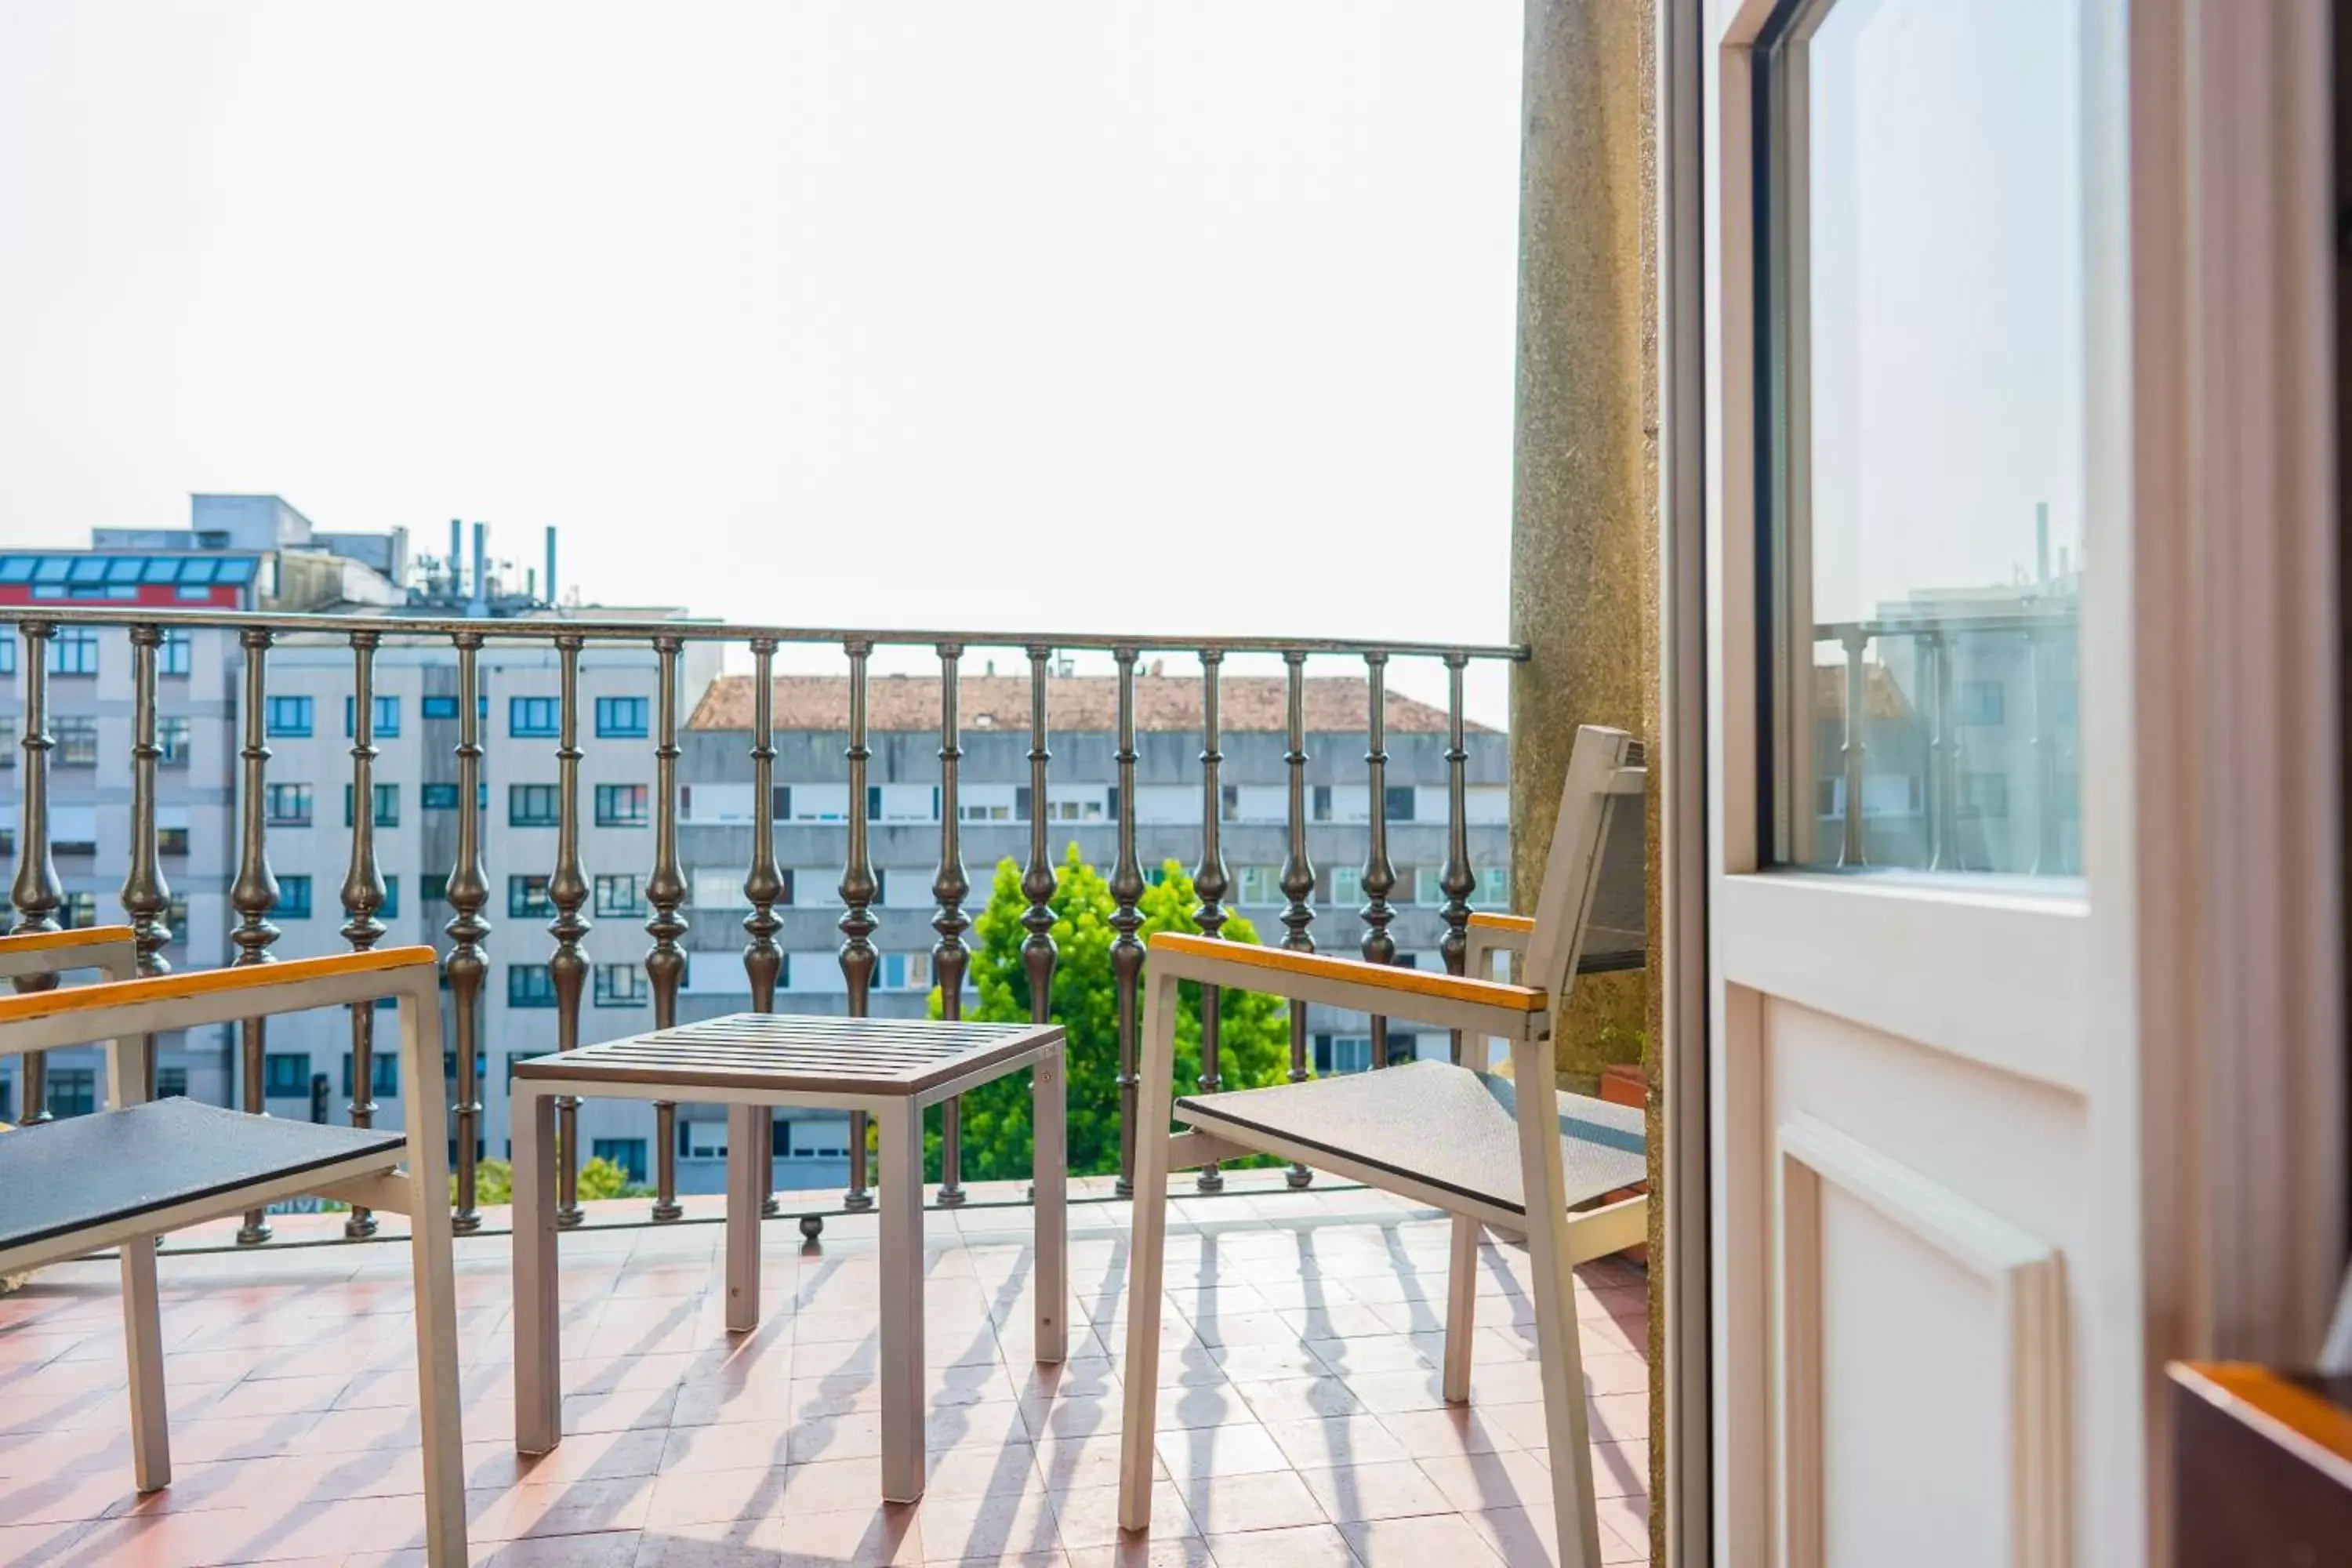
[508,1012,1068,1503]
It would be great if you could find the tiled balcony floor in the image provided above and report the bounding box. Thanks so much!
[0,1182,1650,1566]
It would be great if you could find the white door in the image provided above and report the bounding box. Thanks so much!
[1686,1,2341,1565]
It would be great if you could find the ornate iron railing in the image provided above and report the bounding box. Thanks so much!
[1,606,1523,1238]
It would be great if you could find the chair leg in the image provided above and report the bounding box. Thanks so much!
[877,1100,927,1504]
[409,1143,467,1566]
[724,1103,764,1334]
[1118,973,1179,1533]
[1511,1040,1603,1568]
[119,1234,170,1492]
[1443,1214,1480,1405]
[1032,1044,1068,1365]
[513,1085,561,1454]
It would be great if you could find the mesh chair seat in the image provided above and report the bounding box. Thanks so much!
[1175,1059,1645,1218]
[0,1098,405,1256]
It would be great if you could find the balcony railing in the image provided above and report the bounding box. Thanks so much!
[2,606,1523,1245]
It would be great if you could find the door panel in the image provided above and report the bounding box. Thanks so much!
[1704,0,2113,1561]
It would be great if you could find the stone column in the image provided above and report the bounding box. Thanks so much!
[1507,2,1661,1554]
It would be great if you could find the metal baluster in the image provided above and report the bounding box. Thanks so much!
[1277,652,1316,1189]
[933,644,971,1206]
[743,637,785,1219]
[1109,649,1145,1199]
[2027,625,2062,875]
[1020,647,1058,1024]
[1925,631,1953,872]
[445,633,491,1234]
[837,641,877,1212]
[546,633,591,1228]
[1838,627,1870,867]
[1359,653,1398,1068]
[645,633,688,1223]
[230,628,280,1245]
[122,626,171,1103]
[1438,654,1475,1065]
[1192,651,1228,1192]
[341,633,388,1240]
[9,621,60,1126]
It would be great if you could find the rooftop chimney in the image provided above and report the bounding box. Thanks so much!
[470,521,489,615]
[544,526,559,608]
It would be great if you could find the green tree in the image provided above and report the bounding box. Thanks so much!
[924,845,1290,1181]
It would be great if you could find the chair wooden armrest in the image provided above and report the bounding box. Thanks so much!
[0,924,139,985]
[1147,931,1548,1039]
[0,946,438,1054]
[1464,911,1535,984]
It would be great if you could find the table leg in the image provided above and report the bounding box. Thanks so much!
[724,1102,764,1334]
[877,1099,927,1504]
[1033,1045,1068,1364]
[514,1084,562,1454]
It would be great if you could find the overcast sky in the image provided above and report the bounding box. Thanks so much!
[0,0,1525,723]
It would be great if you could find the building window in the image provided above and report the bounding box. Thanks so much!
[1958,681,2005,727]
[509,875,552,918]
[420,694,459,720]
[264,1053,313,1097]
[379,876,400,920]
[344,695,401,738]
[158,629,192,677]
[1383,786,1417,823]
[420,782,460,810]
[1475,866,1508,909]
[266,783,314,826]
[266,695,314,737]
[278,875,314,920]
[422,873,449,906]
[54,717,97,768]
[46,1068,96,1117]
[48,626,98,677]
[0,637,13,676]
[1312,1035,1372,1076]
[508,964,557,1008]
[593,963,648,1007]
[509,696,561,738]
[596,697,649,738]
[154,1066,189,1099]
[509,784,561,826]
[158,823,191,857]
[1328,866,1363,909]
[344,782,399,828]
[772,785,791,822]
[157,716,191,768]
[594,874,644,917]
[165,895,189,942]
[1234,866,1288,906]
[441,1050,485,1085]
[880,953,931,991]
[60,891,98,928]
[682,1122,728,1160]
[1961,770,2012,819]
[591,1138,647,1184]
[1311,785,1334,823]
[595,784,649,827]
[342,1053,399,1098]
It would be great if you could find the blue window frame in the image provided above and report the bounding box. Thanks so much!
[596,697,649,739]
[421,782,460,810]
[508,964,557,1008]
[345,695,401,738]
[263,1052,311,1098]
[342,1052,399,1098]
[591,1138,647,1184]
[510,697,561,738]
[158,629,192,677]
[265,695,313,736]
[278,875,314,920]
[510,784,560,826]
[421,695,459,720]
[595,783,648,826]
[379,876,400,920]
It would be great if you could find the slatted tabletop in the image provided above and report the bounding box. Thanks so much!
[512,1013,1065,1097]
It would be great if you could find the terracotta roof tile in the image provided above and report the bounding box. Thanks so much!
[688,675,1483,735]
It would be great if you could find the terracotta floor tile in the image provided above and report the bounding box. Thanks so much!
[1337,1512,1508,1566]
[1201,1522,1359,1567]
[1261,1415,1413,1473]
[1291,1460,1455,1524]
[1171,1469,1327,1535]
[1047,1479,1198,1549]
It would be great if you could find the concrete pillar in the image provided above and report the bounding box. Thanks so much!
[1508,0,1657,1089]
[1506,3,1661,1553]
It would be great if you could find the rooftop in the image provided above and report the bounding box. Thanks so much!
[0,1177,1649,1566]
[688,676,1487,737]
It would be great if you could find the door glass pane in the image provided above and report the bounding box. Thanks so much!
[1768,0,2085,878]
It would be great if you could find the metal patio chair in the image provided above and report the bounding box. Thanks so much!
[0,941,466,1566]
[1117,724,1647,1568]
